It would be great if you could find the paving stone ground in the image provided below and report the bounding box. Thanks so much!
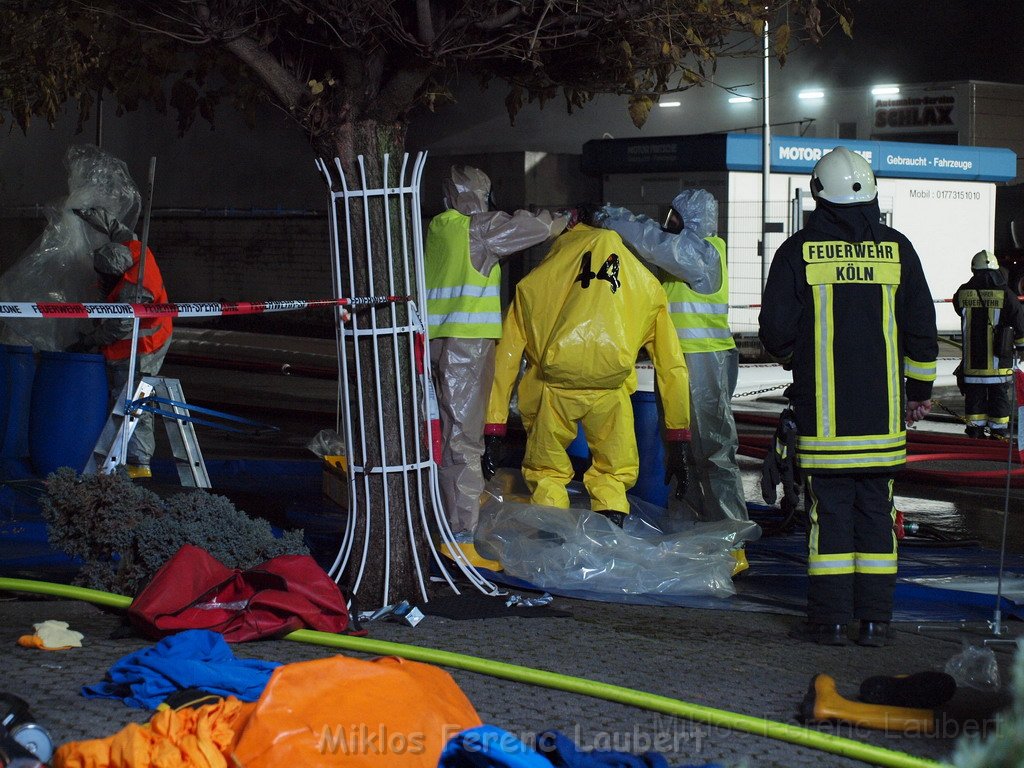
[2,589,1016,767]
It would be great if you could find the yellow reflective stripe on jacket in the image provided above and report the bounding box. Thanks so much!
[664,237,735,353]
[904,356,937,381]
[424,209,503,339]
[812,284,837,437]
[882,284,901,436]
[797,432,907,471]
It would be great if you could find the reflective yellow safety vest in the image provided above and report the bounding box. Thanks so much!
[664,236,735,353]
[424,209,503,339]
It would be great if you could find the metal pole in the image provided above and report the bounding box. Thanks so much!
[760,16,771,295]
[95,88,103,149]
[992,358,1019,635]
[118,157,156,467]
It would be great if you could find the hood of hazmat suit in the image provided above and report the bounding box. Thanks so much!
[442,165,491,216]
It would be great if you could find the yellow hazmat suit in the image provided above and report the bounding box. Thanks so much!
[485,224,691,513]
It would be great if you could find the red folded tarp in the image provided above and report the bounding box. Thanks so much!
[128,544,352,642]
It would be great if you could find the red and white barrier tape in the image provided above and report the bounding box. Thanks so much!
[0,296,408,321]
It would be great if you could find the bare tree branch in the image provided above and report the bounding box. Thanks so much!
[224,35,307,112]
[415,0,436,45]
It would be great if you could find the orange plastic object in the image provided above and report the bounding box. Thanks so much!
[800,674,935,734]
[230,654,481,767]
[17,634,73,651]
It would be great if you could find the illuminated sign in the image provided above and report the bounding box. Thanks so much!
[725,134,1015,181]
[874,93,955,132]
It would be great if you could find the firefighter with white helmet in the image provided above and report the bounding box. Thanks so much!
[760,146,938,647]
[953,248,1024,438]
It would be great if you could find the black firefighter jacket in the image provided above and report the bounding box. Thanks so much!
[759,198,938,475]
[952,269,1024,383]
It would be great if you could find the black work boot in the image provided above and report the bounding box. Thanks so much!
[859,670,957,707]
[594,510,626,528]
[857,620,895,647]
[965,424,986,439]
[788,622,848,646]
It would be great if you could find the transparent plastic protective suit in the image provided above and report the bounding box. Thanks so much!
[475,469,758,601]
[0,145,141,351]
[428,164,565,533]
[671,346,751,523]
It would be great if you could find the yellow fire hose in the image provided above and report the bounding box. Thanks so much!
[0,577,950,768]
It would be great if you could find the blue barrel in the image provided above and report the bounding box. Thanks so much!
[631,390,670,508]
[1,345,37,459]
[29,351,109,476]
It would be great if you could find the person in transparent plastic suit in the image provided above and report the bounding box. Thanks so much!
[424,165,566,563]
[600,190,750,531]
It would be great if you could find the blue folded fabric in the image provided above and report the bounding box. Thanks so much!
[82,629,280,709]
[440,726,551,767]
[439,726,720,768]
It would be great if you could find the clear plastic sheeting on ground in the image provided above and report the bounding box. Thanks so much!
[475,469,758,601]
[0,144,141,351]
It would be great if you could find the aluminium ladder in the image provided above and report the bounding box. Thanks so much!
[86,376,211,488]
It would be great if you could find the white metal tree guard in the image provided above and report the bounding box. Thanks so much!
[316,152,498,607]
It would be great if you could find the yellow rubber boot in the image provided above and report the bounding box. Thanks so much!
[799,674,935,734]
[439,540,502,572]
[730,548,749,577]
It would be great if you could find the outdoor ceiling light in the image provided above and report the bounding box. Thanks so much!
[871,84,900,95]
[658,100,682,108]
[729,96,753,103]
[798,89,825,100]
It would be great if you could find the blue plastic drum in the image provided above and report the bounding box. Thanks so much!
[29,351,109,476]
[1,345,37,459]
[631,390,670,508]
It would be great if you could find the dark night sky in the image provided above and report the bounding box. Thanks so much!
[821,0,1024,87]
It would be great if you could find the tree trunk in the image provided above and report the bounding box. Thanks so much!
[319,118,435,607]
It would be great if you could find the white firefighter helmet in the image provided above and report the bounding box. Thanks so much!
[810,146,877,205]
[971,249,999,271]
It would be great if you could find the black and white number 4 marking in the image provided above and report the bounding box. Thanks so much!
[574,251,621,293]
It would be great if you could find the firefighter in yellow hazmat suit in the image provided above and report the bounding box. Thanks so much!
[484,221,692,522]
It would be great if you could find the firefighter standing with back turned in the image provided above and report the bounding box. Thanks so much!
[953,249,1024,439]
[759,147,938,647]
